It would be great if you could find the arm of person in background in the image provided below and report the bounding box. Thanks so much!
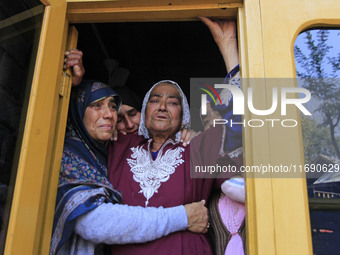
[74,200,209,244]
[162,19,240,147]
[221,175,245,203]
[200,18,245,201]
[179,19,240,146]
[199,17,239,76]
[64,48,85,86]
[200,17,242,151]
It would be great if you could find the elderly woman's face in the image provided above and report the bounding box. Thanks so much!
[145,83,182,138]
[83,96,117,143]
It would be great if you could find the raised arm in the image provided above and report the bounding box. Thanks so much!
[199,17,239,75]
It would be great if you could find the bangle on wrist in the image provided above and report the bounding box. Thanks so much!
[224,64,239,82]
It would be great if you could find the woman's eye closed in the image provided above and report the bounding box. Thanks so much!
[149,99,158,104]
[169,101,179,106]
[128,110,137,117]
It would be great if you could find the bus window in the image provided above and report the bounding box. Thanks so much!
[0,0,44,251]
[294,28,340,255]
[68,20,245,254]
[74,21,227,97]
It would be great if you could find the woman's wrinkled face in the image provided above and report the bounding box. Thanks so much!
[145,83,182,138]
[117,104,141,134]
[83,96,117,143]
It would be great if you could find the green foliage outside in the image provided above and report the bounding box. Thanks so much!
[294,29,340,163]
[300,115,340,163]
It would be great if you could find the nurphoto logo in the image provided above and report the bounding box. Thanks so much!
[197,80,312,128]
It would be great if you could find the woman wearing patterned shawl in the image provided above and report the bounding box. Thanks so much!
[50,80,209,255]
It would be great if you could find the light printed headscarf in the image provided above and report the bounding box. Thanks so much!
[138,80,190,142]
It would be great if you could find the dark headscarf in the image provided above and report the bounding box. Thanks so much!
[114,86,142,112]
[50,80,122,254]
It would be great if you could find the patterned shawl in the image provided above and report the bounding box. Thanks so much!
[50,80,122,254]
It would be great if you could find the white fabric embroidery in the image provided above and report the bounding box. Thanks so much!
[228,147,243,158]
[127,143,185,207]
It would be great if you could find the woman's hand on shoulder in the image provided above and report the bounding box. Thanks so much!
[180,129,201,147]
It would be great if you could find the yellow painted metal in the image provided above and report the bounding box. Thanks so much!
[239,0,340,254]
[238,4,277,254]
[39,26,79,254]
[3,0,68,254]
[66,0,242,23]
[3,0,339,254]
[2,1,241,254]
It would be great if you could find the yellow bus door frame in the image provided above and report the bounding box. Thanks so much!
[4,0,78,252]
[4,0,340,254]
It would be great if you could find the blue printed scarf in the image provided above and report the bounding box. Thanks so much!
[50,80,122,254]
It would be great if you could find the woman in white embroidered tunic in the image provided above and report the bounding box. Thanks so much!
[108,77,242,255]
[107,18,243,255]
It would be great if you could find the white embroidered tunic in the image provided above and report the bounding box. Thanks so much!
[127,140,185,206]
[108,125,242,255]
